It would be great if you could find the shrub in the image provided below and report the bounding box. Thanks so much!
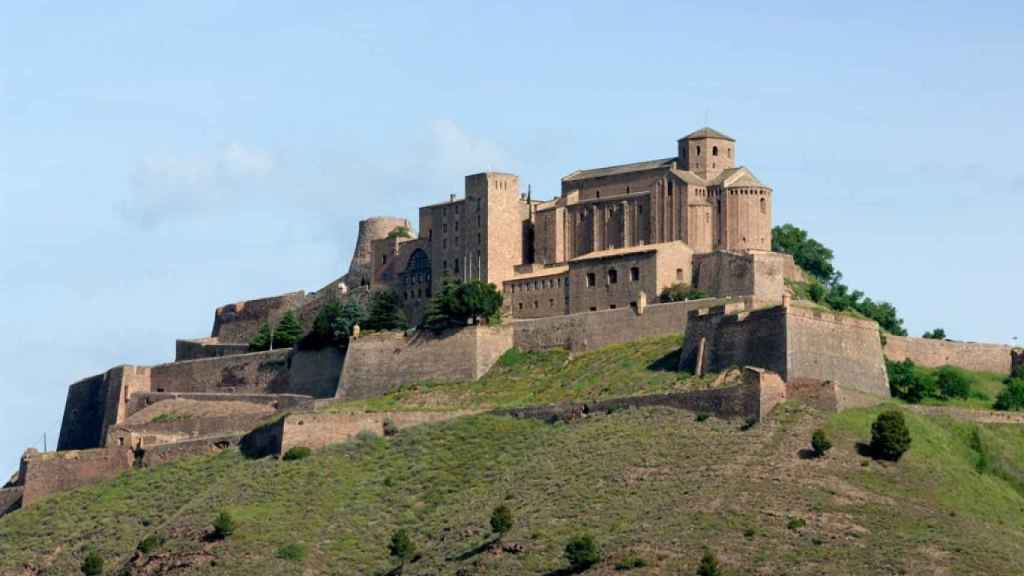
[249,322,273,352]
[276,543,307,561]
[301,300,365,350]
[564,534,601,570]
[137,534,164,555]
[886,359,936,403]
[696,548,721,576]
[364,289,408,332]
[273,311,303,349]
[811,429,832,457]
[282,446,312,461]
[382,418,399,437]
[387,225,412,239]
[772,224,838,284]
[490,504,513,537]
[81,550,103,576]
[936,366,971,399]
[212,510,237,539]
[659,283,706,303]
[786,517,806,530]
[388,528,417,566]
[615,554,648,571]
[995,379,1024,411]
[695,413,710,422]
[870,410,912,461]
[807,281,827,303]
[923,328,947,340]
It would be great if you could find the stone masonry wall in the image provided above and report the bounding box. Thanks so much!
[140,435,241,467]
[175,338,251,361]
[680,305,788,377]
[19,448,134,507]
[57,373,109,451]
[150,350,292,394]
[277,411,476,455]
[693,250,785,303]
[338,326,514,400]
[211,291,307,343]
[884,335,1016,375]
[1014,350,1023,376]
[512,297,736,356]
[0,486,22,516]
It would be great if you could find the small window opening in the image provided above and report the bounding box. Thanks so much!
[586,273,596,287]
[630,267,640,282]
[607,269,618,284]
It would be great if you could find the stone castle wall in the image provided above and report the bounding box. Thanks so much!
[140,435,242,467]
[345,217,413,288]
[19,448,134,507]
[277,411,475,455]
[175,338,250,362]
[884,335,1016,375]
[150,350,292,394]
[338,326,514,400]
[693,250,786,303]
[680,305,788,377]
[211,291,307,343]
[0,486,23,516]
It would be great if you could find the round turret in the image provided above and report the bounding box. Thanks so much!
[344,217,413,287]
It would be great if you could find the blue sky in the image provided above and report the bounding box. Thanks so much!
[1,1,1021,472]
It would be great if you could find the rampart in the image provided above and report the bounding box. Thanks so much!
[680,303,890,399]
[693,250,787,303]
[511,297,736,355]
[140,434,242,467]
[338,326,513,400]
[211,291,308,343]
[18,448,134,507]
[0,486,22,516]
[884,335,1016,375]
[175,338,250,361]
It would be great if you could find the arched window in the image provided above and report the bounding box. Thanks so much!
[712,146,719,156]
[760,197,767,214]
[696,146,701,156]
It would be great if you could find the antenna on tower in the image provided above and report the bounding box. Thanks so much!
[527,184,532,203]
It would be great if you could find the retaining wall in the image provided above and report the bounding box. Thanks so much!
[0,486,22,516]
[19,448,134,507]
[125,392,315,421]
[175,338,250,361]
[211,291,307,343]
[140,435,241,467]
[884,335,1016,375]
[338,326,513,400]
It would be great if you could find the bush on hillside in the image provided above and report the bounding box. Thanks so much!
[994,380,1024,411]
[696,548,721,576]
[282,446,312,461]
[870,410,912,461]
[382,417,399,437]
[137,534,165,555]
[811,429,832,458]
[364,289,408,332]
[659,283,706,303]
[887,359,936,403]
[936,366,971,400]
[422,279,502,333]
[564,534,601,570]
[922,328,947,340]
[212,511,237,540]
[273,311,303,348]
[80,550,103,576]
[388,528,417,567]
[301,300,366,350]
[490,505,513,538]
[276,543,307,561]
[249,322,273,352]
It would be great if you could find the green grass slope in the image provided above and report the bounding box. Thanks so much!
[4,403,1024,575]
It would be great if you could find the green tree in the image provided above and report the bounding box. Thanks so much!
[936,366,971,399]
[923,328,947,340]
[273,311,303,348]
[301,300,366,349]
[490,505,513,539]
[995,379,1024,411]
[871,410,912,461]
[660,283,706,303]
[212,510,237,540]
[811,429,832,458]
[364,289,408,332]
[422,279,503,332]
[249,322,272,352]
[696,548,721,576]
[387,225,413,239]
[80,550,103,576]
[772,224,838,284]
[388,528,416,571]
[564,534,600,570]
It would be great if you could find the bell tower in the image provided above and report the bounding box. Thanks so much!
[677,127,735,179]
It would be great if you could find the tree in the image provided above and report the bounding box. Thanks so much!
[249,322,273,352]
[696,548,721,576]
[870,410,912,461]
[387,225,413,239]
[273,311,303,349]
[923,328,947,340]
[301,300,366,349]
[364,289,408,332]
[564,534,600,570]
[213,511,237,539]
[490,505,513,539]
[772,224,838,284]
[995,380,1024,411]
[422,279,503,332]
[80,550,103,576]
[388,528,416,571]
[936,366,971,399]
[811,429,832,458]
[660,283,706,303]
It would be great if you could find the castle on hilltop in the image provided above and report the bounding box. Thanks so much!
[3,126,1019,519]
[368,127,777,324]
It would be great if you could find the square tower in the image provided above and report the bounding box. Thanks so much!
[678,127,735,179]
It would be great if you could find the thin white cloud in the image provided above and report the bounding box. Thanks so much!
[429,119,509,179]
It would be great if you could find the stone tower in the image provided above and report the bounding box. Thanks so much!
[344,217,412,288]
[678,127,735,180]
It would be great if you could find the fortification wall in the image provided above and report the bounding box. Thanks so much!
[57,373,110,451]
[140,435,241,467]
[278,411,474,455]
[345,217,412,288]
[338,326,514,400]
[693,250,785,302]
[787,306,890,398]
[680,305,788,377]
[211,291,307,343]
[884,335,1015,375]
[0,486,22,516]
[19,448,133,507]
[149,350,292,394]
[175,338,250,361]
[107,411,271,450]
[512,298,735,355]
[125,392,314,420]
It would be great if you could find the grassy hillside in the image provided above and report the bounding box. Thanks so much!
[326,334,719,413]
[4,402,1024,575]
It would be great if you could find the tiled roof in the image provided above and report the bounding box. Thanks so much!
[679,127,735,142]
[562,157,676,182]
[569,241,691,263]
[708,166,766,188]
[507,266,569,282]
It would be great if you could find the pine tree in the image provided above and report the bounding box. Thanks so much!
[273,311,303,348]
[249,322,272,352]
[364,289,408,332]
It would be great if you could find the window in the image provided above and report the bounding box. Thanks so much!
[760,197,767,214]
[533,300,539,309]
[454,220,459,231]
[443,239,447,249]
[586,273,596,287]
[728,148,732,158]
[712,146,719,156]
[626,186,630,194]
[518,302,523,310]
[676,268,684,282]
[381,254,387,265]
[590,307,597,312]
[609,304,617,310]
[630,301,638,310]
[630,267,640,282]
[607,269,618,284]
[454,259,460,273]
[596,190,601,198]
[443,259,448,271]
[549,298,555,307]
[443,223,447,233]
[696,146,701,156]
